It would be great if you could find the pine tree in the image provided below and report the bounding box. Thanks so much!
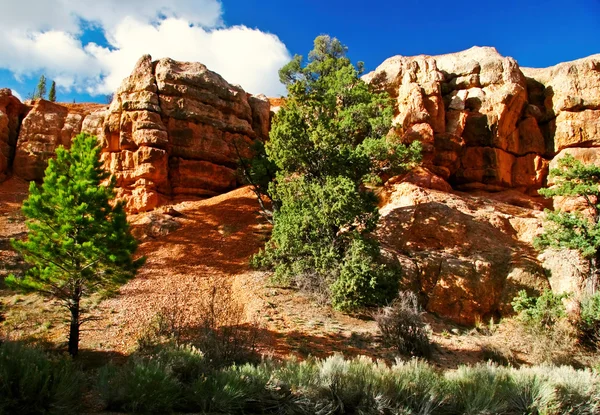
[48,81,56,102]
[7,133,143,356]
[34,75,47,100]
[252,36,420,311]
[535,154,600,293]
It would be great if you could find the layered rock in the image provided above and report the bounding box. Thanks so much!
[378,175,551,325]
[522,54,600,211]
[13,101,106,180]
[8,55,270,212]
[364,47,600,194]
[95,55,269,212]
[0,89,28,181]
[366,48,600,322]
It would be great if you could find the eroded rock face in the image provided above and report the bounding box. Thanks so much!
[365,50,600,323]
[364,48,600,195]
[94,55,269,212]
[0,89,28,181]
[9,55,270,212]
[378,179,551,325]
[13,101,106,180]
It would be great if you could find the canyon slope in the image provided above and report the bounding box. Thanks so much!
[1,47,599,324]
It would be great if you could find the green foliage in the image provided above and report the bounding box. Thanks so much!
[190,363,283,414]
[6,133,143,356]
[48,81,56,102]
[535,209,600,258]
[0,341,84,414]
[580,293,600,347]
[254,175,378,282]
[234,140,279,222]
[330,237,398,311]
[445,363,514,414]
[34,75,47,100]
[512,289,569,331]
[253,35,420,311]
[98,359,181,413]
[237,140,278,202]
[511,290,576,364]
[535,154,600,291]
[539,154,600,201]
[6,340,598,414]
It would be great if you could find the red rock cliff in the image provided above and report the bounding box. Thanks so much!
[4,55,270,213]
[363,47,600,194]
[0,89,28,181]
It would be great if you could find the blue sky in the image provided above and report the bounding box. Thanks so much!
[0,0,598,103]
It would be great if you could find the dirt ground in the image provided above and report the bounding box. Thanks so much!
[0,177,595,369]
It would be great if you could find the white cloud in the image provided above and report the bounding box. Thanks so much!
[0,0,290,97]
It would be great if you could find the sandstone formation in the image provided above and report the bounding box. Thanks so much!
[96,55,270,212]
[2,49,600,324]
[378,175,551,325]
[13,101,106,181]
[6,55,270,213]
[363,48,600,195]
[0,89,27,181]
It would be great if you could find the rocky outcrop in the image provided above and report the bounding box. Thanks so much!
[364,48,600,195]
[7,55,270,212]
[378,176,551,325]
[3,50,600,324]
[0,89,28,181]
[95,55,269,212]
[13,101,106,180]
[522,54,600,153]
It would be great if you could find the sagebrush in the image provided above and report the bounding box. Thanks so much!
[373,291,432,357]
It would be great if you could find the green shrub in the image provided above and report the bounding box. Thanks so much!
[511,290,577,364]
[580,293,600,347]
[330,237,398,311]
[512,289,569,330]
[509,365,600,415]
[381,358,446,414]
[308,355,380,413]
[548,365,600,414]
[0,341,84,415]
[97,357,182,413]
[272,355,444,414]
[373,291,432,357]
[444,363,514,414]
[190,362,288,414]
[250,36,420,313]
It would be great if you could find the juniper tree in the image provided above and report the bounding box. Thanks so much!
[535,154,600,293]
[34,75,47,100]
[252,35,421,311]
[48,81,56,102]
[7,133,143,356]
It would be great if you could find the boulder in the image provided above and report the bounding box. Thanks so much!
[89,55,269,212]
[378,180,550,325]
[521,54,600,183]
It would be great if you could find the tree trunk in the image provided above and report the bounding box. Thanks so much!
[589,255,600,295]
[68,297,80,357]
